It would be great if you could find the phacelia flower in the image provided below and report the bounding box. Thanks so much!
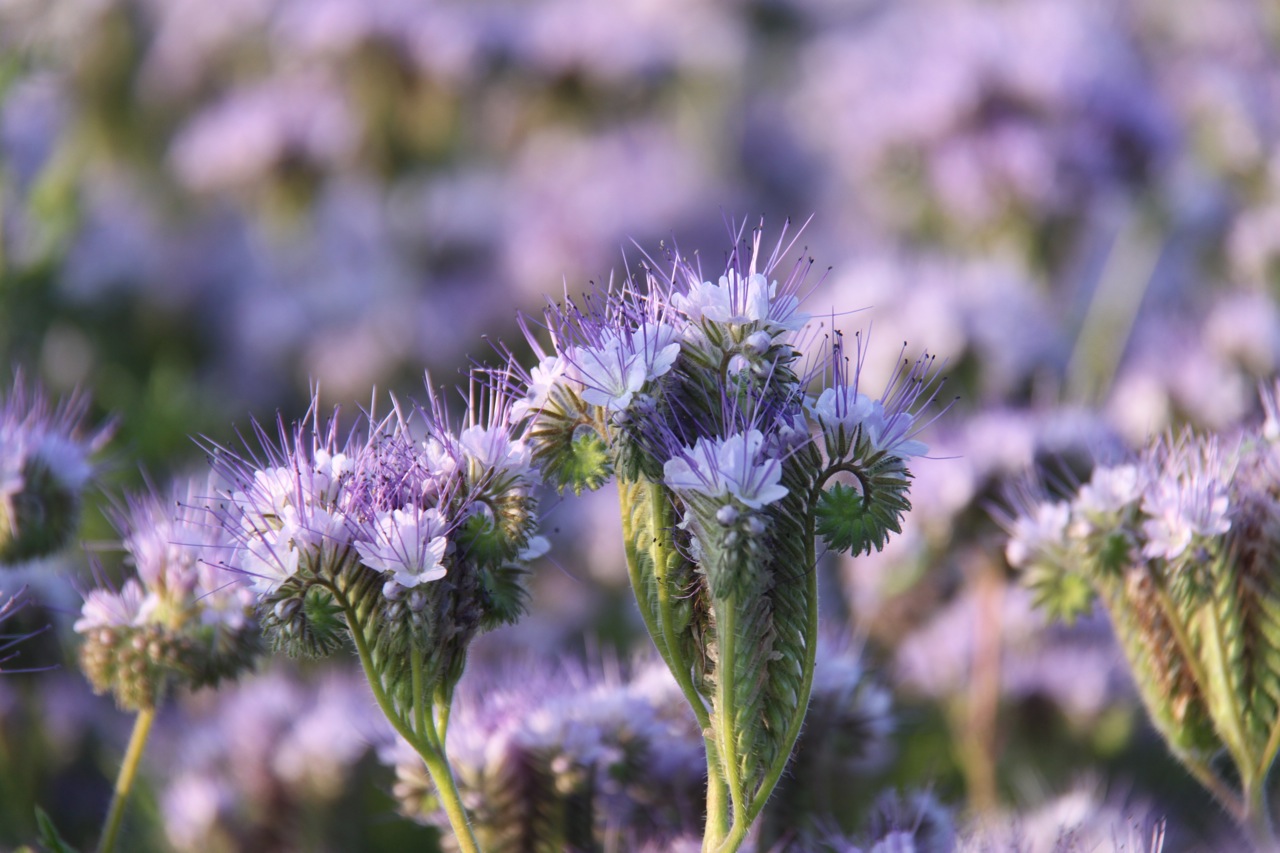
[354,506,450,591]
[663,429,788,510]
[1139,438,1233,562]
[76,477,261,710]
[671,266,808,333]
[0,375,112,564]
[211,406,364,596]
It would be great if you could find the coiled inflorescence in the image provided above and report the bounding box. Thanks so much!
[1003,383,1280,839]
[506,220,942,844]
[206,380,546,712]
[75,476,261,711]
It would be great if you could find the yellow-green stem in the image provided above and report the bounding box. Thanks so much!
[96,705,156,853]
[1198,602,1253,773]
[620,481,730,848]
[714,592,748,846]
[418,727,482,853]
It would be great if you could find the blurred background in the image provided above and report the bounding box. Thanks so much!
[1,0,1279,849]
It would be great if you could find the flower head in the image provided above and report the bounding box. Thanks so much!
[208,400,365,595]
[76,476,261,709]
[1138,435,1234,562]
[0,374,112,564]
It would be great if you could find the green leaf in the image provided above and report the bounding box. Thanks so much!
[34,807,79,853]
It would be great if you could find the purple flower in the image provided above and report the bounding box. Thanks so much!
[0,374,112,563]
[663,429,788,510]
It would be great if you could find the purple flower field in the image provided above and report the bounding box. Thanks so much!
[2,0,1279,850]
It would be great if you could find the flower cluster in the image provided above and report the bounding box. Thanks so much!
[208,380,544,710]
[382,654,706,852]
[1003,385,1280,836]
[508,221,941,844]
[0,377,111,564]
[75,477,260,711]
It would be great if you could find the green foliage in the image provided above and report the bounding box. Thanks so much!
[34,807,79,853]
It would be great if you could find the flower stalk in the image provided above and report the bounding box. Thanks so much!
[96,705,156,853]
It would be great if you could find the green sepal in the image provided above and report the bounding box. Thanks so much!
[555,427,613,496]
[1022,562,1096,624]
[455,492,536,567]
[478,562,529,630]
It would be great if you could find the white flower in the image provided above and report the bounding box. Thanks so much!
[664,429,788,510]
[672,270,807,332]
[1076,465,1141,517]
[460,425,532,479]
[355,507,450,589]
[512,355,569,421]
[572,323,681,412]
[1140,472,1230,561]
[1005,501,1071,568]
[810,386,928,459]
[74,579,152,633]
[1071,464,1141,537]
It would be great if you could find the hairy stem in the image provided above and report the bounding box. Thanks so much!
[96,705,156,853]
[1245,772,1277,852]
[715,593,747,841]
[341,597,481,853]
[620,480,730,847]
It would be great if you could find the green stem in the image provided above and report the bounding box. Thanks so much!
[620,481,730,848]
[341,599,481,853]
[714,529,821,853]
[1198,601,1253,773]
[646,483,731,846]
[96,706,156,853]
[714,593,748,843]
[1245,772,1277,852]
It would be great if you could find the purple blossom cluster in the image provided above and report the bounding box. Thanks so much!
[6,0,1280,847]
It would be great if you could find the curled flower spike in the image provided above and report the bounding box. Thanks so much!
[507,219,939,852]
[203,377,547,853]
[1003,389,1280,848]
[0,374,113,564]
